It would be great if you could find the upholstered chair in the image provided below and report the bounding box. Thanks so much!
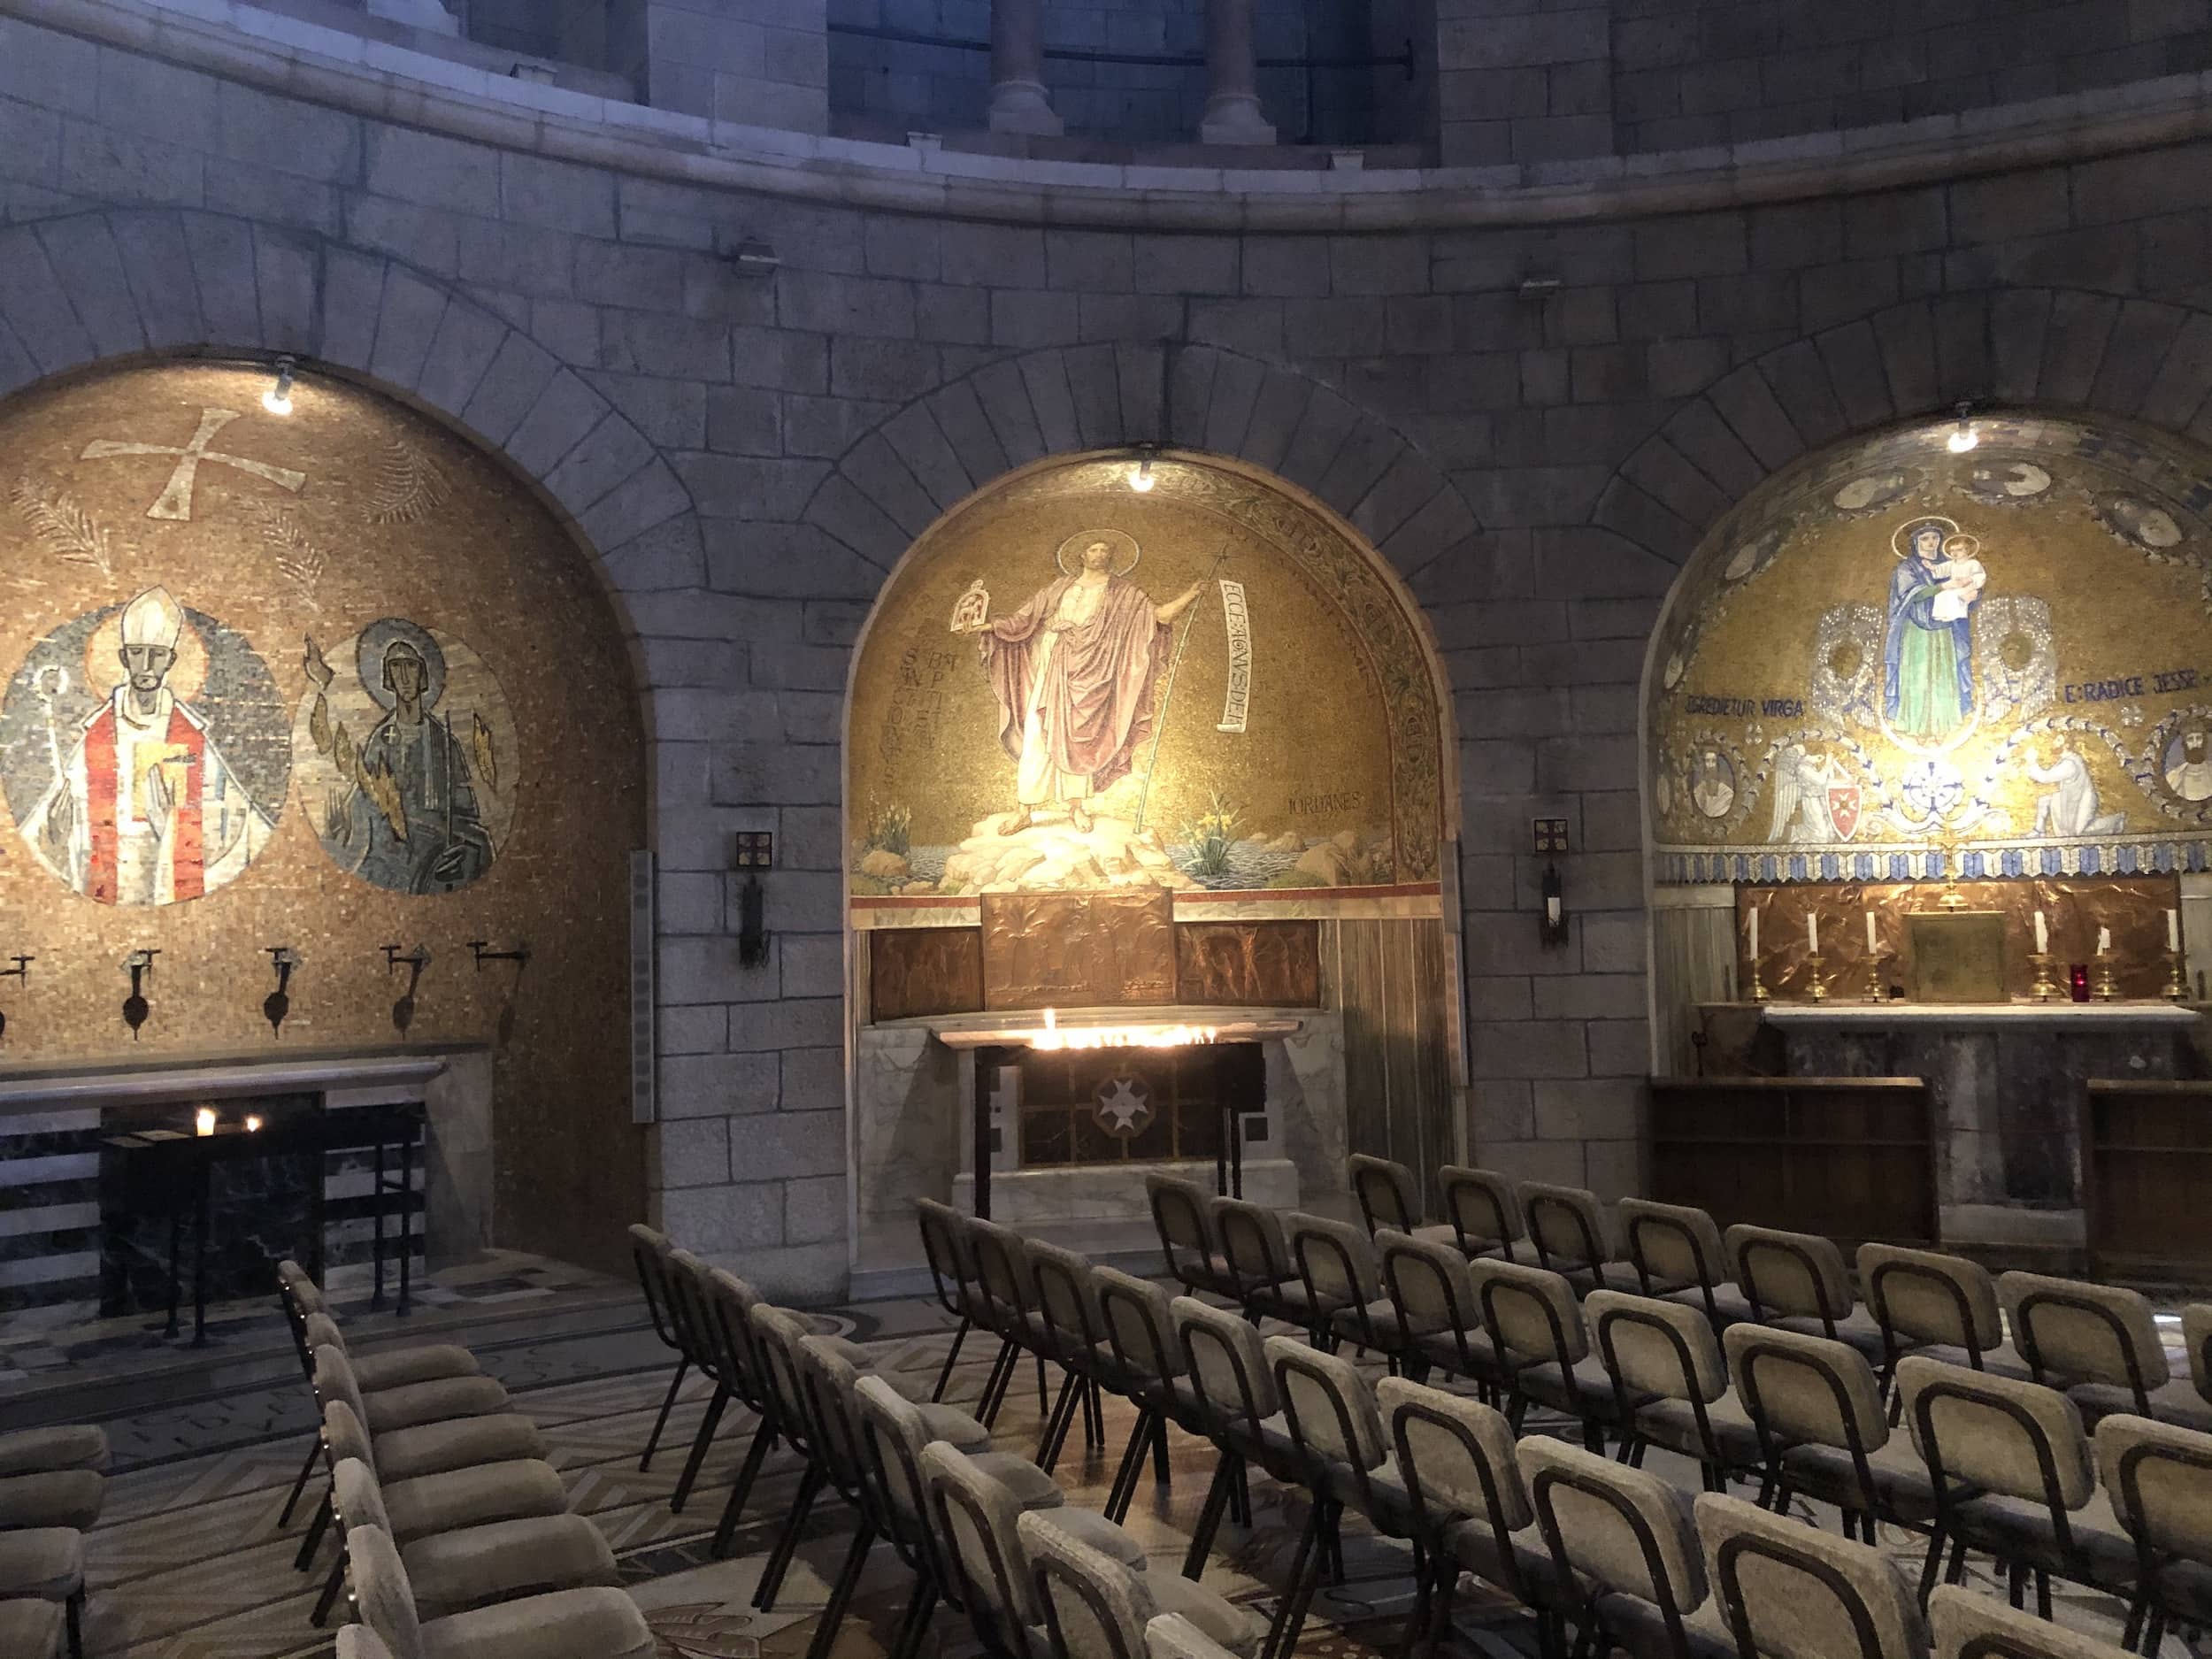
[1374,1228,1503,1390]
[1693,1492,1928,1659]
[1724,1226,1886,1365]
[1519,1181,1640,1296]
[1143,1175,1235,1301]
[0,1429,108,1479]
[1436,1165,1525,1263]
[1617,1200,1750,1328]
[1856,1245,2023,1391]
[1022,1505,1263,1659]
[1348,1153,1456,1248]
[2000,1271,2194,1426]
[0,1470,103,1533]
[2093,1409,2212,1650]
[0,1525,84,1656]
[343,1523,653,1659]
[1467,1256,1621,1446]
[1585,1289,1762,1489]
[0,1596,67,1659]
[1927,1583,2138,1659]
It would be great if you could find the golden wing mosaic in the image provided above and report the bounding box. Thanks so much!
[1650,414,2212,885]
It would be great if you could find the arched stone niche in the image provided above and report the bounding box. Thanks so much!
[842,450,1458,1264]
[0,359,645,1276]
[1643,411,2212,1064]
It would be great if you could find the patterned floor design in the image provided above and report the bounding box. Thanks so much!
[60,1288,2196,1659]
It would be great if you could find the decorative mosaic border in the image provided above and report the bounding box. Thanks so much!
[1656,837,2212,886]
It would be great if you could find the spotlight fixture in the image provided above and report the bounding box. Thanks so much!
[262,355,296,417]
[1946,400,1978,453]
[1128,446,1158,493]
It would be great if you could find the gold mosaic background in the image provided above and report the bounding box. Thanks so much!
[0,363,645,1266]
[847,453,1444,904]
[1649,415,2212,879]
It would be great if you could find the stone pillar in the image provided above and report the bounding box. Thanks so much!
[988,0,1064,137]
[1200,0,1276,145]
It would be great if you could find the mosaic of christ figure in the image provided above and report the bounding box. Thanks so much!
[955,530,1202,833]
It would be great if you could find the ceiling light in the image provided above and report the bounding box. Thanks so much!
[1946,401,1978,453]
[1129,449,1156,493]
[262,356,296,417]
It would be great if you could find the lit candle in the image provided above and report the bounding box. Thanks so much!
[245,1115,264,1133]
[2034,910,2048,955]
[1807,911,1818,956]
[2170,910,2182,952]
[195,1108,217,1137]
[1747,906,1758,958]
[1865,910,1878,953]
[2098,926,2112,956]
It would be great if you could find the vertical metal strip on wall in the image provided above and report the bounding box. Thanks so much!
[629,849,657,1124]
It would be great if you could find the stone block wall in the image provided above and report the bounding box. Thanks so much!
[642,0,831,131]
[1435,0,1615,165]
[9,3,2212,1295]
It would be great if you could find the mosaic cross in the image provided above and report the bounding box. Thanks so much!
[80,407,306,522]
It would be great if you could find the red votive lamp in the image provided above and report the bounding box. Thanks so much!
[2070,964,2091,1002]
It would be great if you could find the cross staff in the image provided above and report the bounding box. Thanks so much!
[1134,541,1233,835]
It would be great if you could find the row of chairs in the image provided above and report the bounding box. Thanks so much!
[929,1194,2160,1659]
[274,1258,656,1656]
[0,1424,107,1659]
[1334,1157,2212,1433]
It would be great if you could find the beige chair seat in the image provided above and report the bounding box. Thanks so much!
[0,1597,65,1658]
[1442,1516,1568,1609]
[914,1403,995,1452]
[0,1427,107,1478]
[1774,1436,1941,1524]
[374,1414,548,1482]
[1514,1354,1646,1425]
[1942,1488,2137,1586]
[419,1586,655,1659]
[1596,1590,1738,1659]
[1148,1571,1265,1657]
[1768,1308,1888,1366]
[1045,1504,1150,1568]
[1893,1340,2034,1383]
[360,1375,511,1433]
[0,1528,85,1601]
[0,1471,103,1531]
[971,1451,1067,1511]
[403,1514,620,1623]
[354,1345,481,1394]
[1658,1281,1755,1326]
[1414,1325,1506,1381]
[381,1460,568,1545]
[2068,1375,2212,1432]
[1405,1224,1460,1250]
[1631,1392,1764,1471]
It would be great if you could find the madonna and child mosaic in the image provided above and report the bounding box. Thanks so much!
[847,454,1445,903]
[0,387,517,908]
[1649,414,2212,886]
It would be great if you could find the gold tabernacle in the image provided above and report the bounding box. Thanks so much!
[1909,910,2008,1002]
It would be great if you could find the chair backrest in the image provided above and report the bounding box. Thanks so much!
[1723,1324,1888,1463]
[1268,1334,1386,1481]
[304,1311,350,1357]
[1927,1583,2133,1659]
[1858,1244,2002,1358]
[1021,1508,1155,1659]
[1286,1212,1379,1312]
[339,1626,400,1659]
[1694,1491,1929,1659]
[331,1455,395,1541]
[748,1302,818,1452]
[1171,1294,1279,1427]
[1094,1266,1185,1384]
[1376,1228,1477,1344]
[702,1266,768,1407]
[1144,1612,1240,1659]
[279,1257,328,1318]
[343,1524,426,1659]
[313,1345,375,1462]
[855,1371,989,1540]
[1617,1199,1728,1300]
[916,1198,977,1319]
[323,1401,378,1480]
[1145,1173,1215,1269]
[1438,1165,1524,1256]
[2185,1305,2212,1407]
[1211,1196,1290,1291]
[1376,1376,1532,1586]
[1727,1225,1856,1333]
[970,1219,1039,1324]
[1520,1180,1613,1273]
[1027,1238,1106,1362]
[1520,1434,1706,1636]
[1349,1153,1421,1234]
[923,1440,1042,1632]
[665,1247,718,1368]
[628,1223,679,1348]
[1896,1356,2093,1514]
[1999,1271,2170,1400]
[2093,1411,2212,1564]
[1586,1288,1728,1405]
[798,1333,875,1500]
[1470,1256,1589,1367]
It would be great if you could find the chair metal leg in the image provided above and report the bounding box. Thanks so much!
[1033,1350,1049,1416]
[979,1338,1019,1426]
[753,1463,826,1610]
[66,1591,83,1659]
[279,1437,320,1527]
[2006,1559,2027,1609]
[1184,1455,1238,1578]
[1264,1500,1337,1659]
[641,1356,691,1472]
[1083,1374,1106,1451]
[1038,1368,1082,1471]
[295,1490,332,1571]
[1424,1561,1458,1659]
[1152,1416,1171,1486]
[1231,1457,1252,1526]
[1916,1527,1946,1607]
[311,1551,346,1626]
[891,1573,940,1659]
[2122,1594,2148,1651]
[1105,1409,1155,1523]
[1946,1537,1968,1585]
[932,1317,971,1402]
[672,1383,733,1513]
[803,1522,877,1659]
[2035,1570,2051,1622]
[711,1423,780,1557]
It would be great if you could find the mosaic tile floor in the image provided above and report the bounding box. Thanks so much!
[59,1286,2197,1659]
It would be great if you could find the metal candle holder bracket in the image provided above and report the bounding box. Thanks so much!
[465,941,530,971]
[264,947,296,1037]
[123,949,159,1039]
[0,954,29,1043]
[384,944,431,1033]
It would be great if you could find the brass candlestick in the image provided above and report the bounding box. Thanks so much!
[1747,952,1769,1003]
[2168,950,2189,1002]
[1866,953,1893,1003]
[1804,953,1829,1002]
[2094,956,2118,1002]
[2029,952,2059,1002]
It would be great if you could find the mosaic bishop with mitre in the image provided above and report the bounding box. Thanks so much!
[956,530,1202,834]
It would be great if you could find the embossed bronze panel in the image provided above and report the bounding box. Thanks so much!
[980,890,1178,1010]
[869,928,986,1021]
[1176,922,1322,1007]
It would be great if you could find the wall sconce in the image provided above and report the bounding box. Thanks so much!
[264,946,296,1038]
[1946,399,1978,453]
[263,355,296,417]
[1127,444,1159,493]
[0,953,29,1043]
[1533,818,1571,948]
[734,830,774,968]
[123,949,159,1039]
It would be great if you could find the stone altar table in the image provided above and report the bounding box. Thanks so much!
[1758,1003,2206,1259]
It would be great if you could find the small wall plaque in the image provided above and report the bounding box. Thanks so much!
[1909,910,2007,1002]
